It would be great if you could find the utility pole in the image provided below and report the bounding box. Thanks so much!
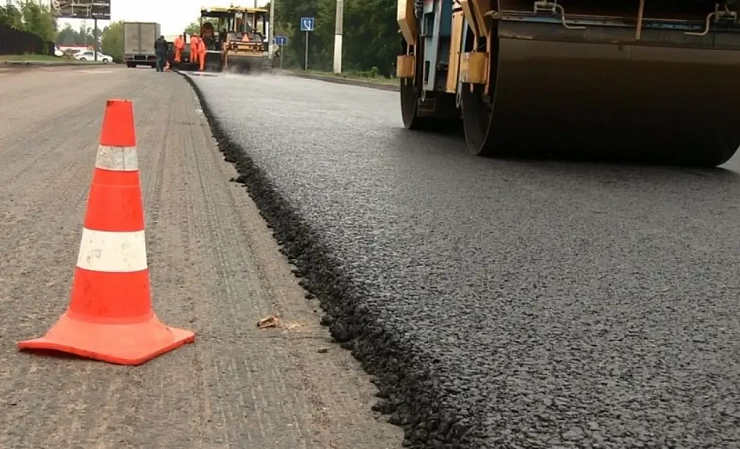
[93,18,98,62]
[268,0,275,59]
[82,19,88,47]
[333,0,343,73]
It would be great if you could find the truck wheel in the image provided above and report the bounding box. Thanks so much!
[126,62,135,68]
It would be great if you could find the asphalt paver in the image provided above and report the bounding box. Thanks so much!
[0,67,403,449]
[186,72,740,449]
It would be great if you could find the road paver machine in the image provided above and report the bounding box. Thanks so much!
[198,5,274,74]
[397,0,740,167]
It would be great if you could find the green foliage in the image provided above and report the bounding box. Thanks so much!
[184,18,220,36]
[185,0,398,76]
[0,2,57,42]
[101,21,124,62]
[277,0,397,76]
[57,23,95,46]
[185,21,201,35]
[19,1,57,41]
[0,5,23,29]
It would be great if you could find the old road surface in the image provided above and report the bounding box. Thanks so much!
[182,72,740,449]
[0,66,403,449]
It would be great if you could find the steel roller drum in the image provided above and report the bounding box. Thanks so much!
[463,1,740,166]
[224,55,269,74]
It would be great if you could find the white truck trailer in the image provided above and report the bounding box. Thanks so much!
[123,22,161,68]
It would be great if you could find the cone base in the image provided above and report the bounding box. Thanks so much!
[17,312,195,366]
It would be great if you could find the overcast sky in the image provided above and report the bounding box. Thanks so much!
[57,0,269,36]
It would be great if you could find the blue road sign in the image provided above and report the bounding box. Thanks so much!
[300,17,315,32]
[274,36,288,46]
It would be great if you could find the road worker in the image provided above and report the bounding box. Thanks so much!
[174,34,184,63]
[190,33,201,66]
[154,35,168,72]
[201,22,214,43]
[194,34,206,71]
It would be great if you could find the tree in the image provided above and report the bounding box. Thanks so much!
[180,0,398,76]
[185,21,200,35]
[273,0,396,76]
[0,5,23,29]
[56,23,94,46]
[18,0,57,41]
[1,2,57,41]
[101,20,124,62]
[185,18,219,36]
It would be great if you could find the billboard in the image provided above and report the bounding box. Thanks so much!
[51,0,111,20]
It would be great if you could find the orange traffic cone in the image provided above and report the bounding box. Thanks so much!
[17,99,195,365]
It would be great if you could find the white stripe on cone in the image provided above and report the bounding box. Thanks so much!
[95,145,139,171]
[76,228,148,272]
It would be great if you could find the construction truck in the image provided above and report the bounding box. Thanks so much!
[181,5,273,73]
[396,1,740,167]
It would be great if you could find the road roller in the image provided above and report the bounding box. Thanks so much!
[397,1,740,167]
[195,6,274,74]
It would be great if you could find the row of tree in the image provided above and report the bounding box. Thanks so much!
[0,2,56,42]
[57,23,96,47]
[1,2,114,58]
[1,0,400,76]
[272,0,397,76]
[179,0,397,77]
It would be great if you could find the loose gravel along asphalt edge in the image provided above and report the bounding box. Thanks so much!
[178,71,478,448]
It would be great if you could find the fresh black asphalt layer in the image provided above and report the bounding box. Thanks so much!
[180,71,740,449]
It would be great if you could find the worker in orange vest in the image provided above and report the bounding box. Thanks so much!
[190,33,201,65]
[174,34,184,63]
[195,35,207,71]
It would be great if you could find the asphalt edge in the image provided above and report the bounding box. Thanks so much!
[278,70,399,92]
[176,71,481,448]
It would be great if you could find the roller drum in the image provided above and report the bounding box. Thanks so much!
[225,54,272,75]
[466,20,740,166]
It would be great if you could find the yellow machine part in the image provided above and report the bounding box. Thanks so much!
[397,0,417,46]
[398,0,740,167]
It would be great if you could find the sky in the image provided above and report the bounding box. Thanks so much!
[57,0,270,36]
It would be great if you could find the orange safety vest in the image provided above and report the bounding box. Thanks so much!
[191,36,201,51]
[174,36,184,49]
[197,37,206,52]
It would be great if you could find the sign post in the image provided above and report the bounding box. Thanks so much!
[273,36,288,69]
[300,17,314,70]
[93,18,98,62]
[333,0,343,73]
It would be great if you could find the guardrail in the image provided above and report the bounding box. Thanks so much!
[0,24,54,56]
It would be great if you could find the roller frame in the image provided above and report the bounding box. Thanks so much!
[398,0,740,167]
